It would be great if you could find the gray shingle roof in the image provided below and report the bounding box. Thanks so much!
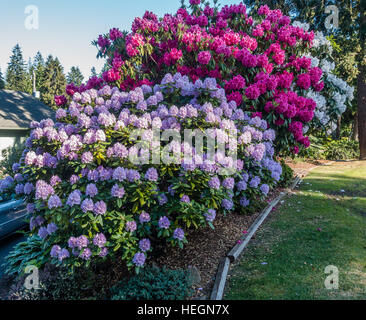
[0,90,54,130]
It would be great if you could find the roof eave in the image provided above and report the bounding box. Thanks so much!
[0,127,29,131]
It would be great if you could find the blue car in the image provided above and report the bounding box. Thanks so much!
[0,199,28,241]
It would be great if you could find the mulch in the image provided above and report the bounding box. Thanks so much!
[153,159,332,299]
[154,189,284,299]
[287,159,332,178]
[0,160,330,300]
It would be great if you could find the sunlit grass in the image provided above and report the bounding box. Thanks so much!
[225,161,366,300]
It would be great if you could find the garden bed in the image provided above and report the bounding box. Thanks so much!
[0,185,291,300]
[0,161,325,300]
[154,186,288,299]
[286,159,332,178]
[154,160,329,299]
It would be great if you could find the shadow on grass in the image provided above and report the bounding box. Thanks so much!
[301,172,366,198]
[225,164,366,300]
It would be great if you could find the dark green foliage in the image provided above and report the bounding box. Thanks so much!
[90,66,98,78]
[299,136,359,160]
[298,136,327,160]
[0,68,5,89]
[31,51,46,91]
[278,160,294,188]
[40,55,67,109]
[0,140,25,179]
[7,264,104,300]
[7,264,193,300]
[5,44,30,93]
[67,66,84,86]
[324,137,360,160]
[4,236,49,276]
[111,266,193,300]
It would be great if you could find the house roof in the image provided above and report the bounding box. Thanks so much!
[0,90,54,130]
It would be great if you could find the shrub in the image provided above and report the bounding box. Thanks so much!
[1,73,282,273]
[324,137,359,160]
[111,266,193,300]
[0,142,25,179]
[86,2,324,155]
[292,22,354,134]
[4,236,47,276]
[0,142,25,202]
[298,135,327,160]
[298,136,359,160]
[277,160,294,188]
[8,264,106,300]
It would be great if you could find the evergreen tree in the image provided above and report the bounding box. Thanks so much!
[0,68,5,89]
[40,55,67,109]
[100,61,110,76]
[5,44,28,92]
[33,51,45,91]
[33,51,45,69]
[90,66,98,78]
[24,58,34,94]
[66,66,84,86]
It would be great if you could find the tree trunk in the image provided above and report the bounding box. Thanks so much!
[358,71,366,159]
[358,1,366,160]
[353,112,359,141]
[336,116,341,139]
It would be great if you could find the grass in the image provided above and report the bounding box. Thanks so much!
[225,161,366,300]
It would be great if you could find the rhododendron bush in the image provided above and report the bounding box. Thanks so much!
[293,21,354,134]
[1,74,282,270]
[1,1,341,275]
[91,1,326,154]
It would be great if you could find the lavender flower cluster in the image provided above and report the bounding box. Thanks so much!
[1,73,282,270]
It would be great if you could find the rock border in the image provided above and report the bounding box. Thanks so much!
[209,176,302,300]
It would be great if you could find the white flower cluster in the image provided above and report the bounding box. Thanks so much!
[293,22,355,131]
[292,21,310,31]
[327,74,354,101]
[320,59,335,73]
[307,89,330,126]
[304,54,320,68]
[312,31,333,53]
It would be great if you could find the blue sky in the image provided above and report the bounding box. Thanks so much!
[0,0,240,80]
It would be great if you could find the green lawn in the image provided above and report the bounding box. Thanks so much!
[225,161,366,300]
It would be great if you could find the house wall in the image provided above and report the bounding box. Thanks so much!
[0,130,28,160]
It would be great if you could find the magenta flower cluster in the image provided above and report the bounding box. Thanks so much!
[88,2,325,155]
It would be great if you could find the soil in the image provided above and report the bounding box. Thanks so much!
[153,159,333,299]
[286,159,332,178]
[0,160,332,300]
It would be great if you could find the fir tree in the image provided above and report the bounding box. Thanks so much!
[40,55,67,109]
[24,58,34,94]
[66,66,84,86]
[5,44,28,92]
[100,61,110,76]
[0,68,5,89]
[90,66,98,78]
[33,51,45,91]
